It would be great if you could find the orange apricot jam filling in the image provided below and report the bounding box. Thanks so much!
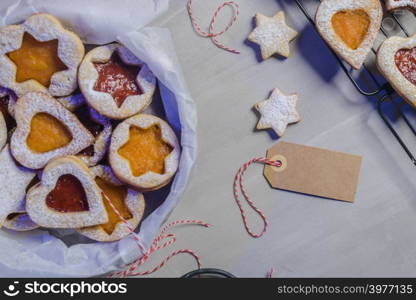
[27,113,72,153]
[331,10,370,50]
[46,174,89,213]
[93,54,142,108]
[96,177,132,235]
[118,125,173,177]
[7,33,67,87]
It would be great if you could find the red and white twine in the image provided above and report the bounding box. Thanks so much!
[187,0,240,54]
[233,157,282,238]
[102,193,210,278]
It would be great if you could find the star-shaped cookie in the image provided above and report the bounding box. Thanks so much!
[254,88,301,136]
[248,11,298,60]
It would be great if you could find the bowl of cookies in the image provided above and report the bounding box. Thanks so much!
[0,1,196,277]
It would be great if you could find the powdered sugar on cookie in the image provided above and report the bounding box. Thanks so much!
[254,88,301,137]
[248,11,298,59]
[386,0,416,11]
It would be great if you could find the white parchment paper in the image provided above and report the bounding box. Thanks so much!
[0,0,197,277]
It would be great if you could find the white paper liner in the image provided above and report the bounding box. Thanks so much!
[0,0,197,277]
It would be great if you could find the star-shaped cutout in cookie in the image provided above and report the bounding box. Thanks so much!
[254,88,301,137]
[248,11,298,60]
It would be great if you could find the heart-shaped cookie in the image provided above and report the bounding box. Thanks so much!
[0,145,36,227]
[78,43,156,120]
[26,156,108,228]
[11,92,94,169]
[316,0,383,69]
[109,114,180,191]
[377,35,416,106]
[0,13,84,97]
[386,0,416,11]
[77,165,145,242]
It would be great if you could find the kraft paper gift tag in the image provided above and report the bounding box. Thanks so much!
[264,142,362,202]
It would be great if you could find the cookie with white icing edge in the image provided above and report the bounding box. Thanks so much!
[76,107,112,167]
[0,145,36,227]
[0,13,84,97]
[248,11,298,59]
[3,213,39,231]
[77,165,145,242]
[386,0,416,11]
[78,43,156,120]
[109,114,180,191]
[377,35,416,107]
[11,92,95,169]
[26,156,108,228]
[316,0,383,69]
[254,88,301,137]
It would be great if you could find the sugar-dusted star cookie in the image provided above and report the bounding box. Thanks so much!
[248,11,298,60]
[254,88,301,136]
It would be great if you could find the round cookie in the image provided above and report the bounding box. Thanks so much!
[77,165,145,242]
[78,43,156,120]
[0,13,85,97]
[109,114,180,191]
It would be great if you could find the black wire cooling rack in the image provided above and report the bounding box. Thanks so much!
[294,0,416,165]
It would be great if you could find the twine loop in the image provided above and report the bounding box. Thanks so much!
[187,0,240,54]
[233,157,282,238]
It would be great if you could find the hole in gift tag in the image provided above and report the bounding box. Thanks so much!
[270,155,286,172]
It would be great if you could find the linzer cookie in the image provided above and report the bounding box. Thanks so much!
[0,145,36,227]
[377,35,416,106]
[109,114,180,191]
[26,156,108,228]
[386,0,416,11]
[77,165,145,242]
[75,106,112,167]
[0,13,84,97]
[316,0,383,69]
[78,44,156,120]
[11,92,94,169]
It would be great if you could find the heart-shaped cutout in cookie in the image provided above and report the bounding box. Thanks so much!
[46,174,89,212]
[332,10,370,50]
[316,0,382,69]
[377,35,416,107]
[11,92,94,169]
[26,156,108,228]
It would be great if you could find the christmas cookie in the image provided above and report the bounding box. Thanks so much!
[254,88,301,137]
[386,0,416,11]
[248,11,298,59]
[109,114,180,191]
[10,92,94,169]
[0,145,36,227]
[377,35,416,107]
[316,0,383,69]
[0,13,85,97]
[26,156,108,228]
[77,165,145,242]
[78,44,156,120]
[75,106,112,167]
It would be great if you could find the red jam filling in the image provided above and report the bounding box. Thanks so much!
[395,48,416,86]
[93,54,142,107]
[46,174,89,213]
